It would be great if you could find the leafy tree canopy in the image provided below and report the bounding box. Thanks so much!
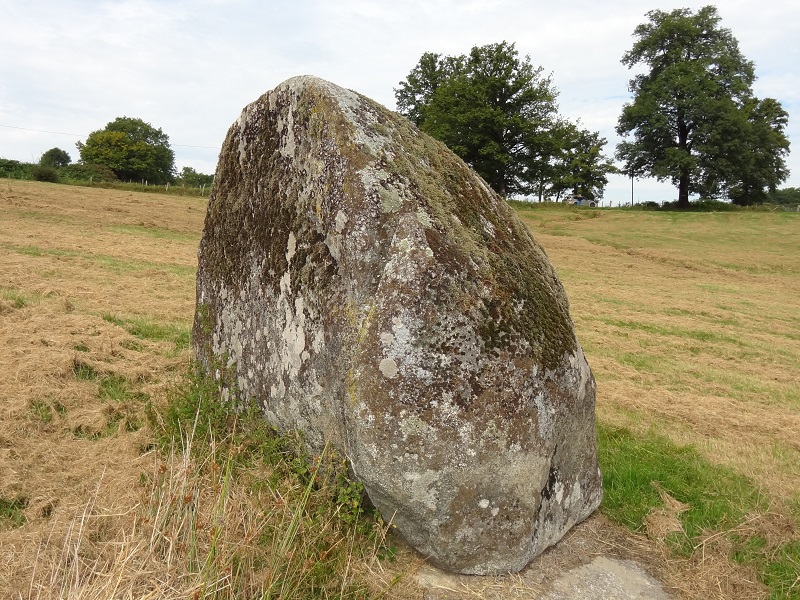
[397,41,613,199]
[547,124,618,200]
[176,166,213,188]
[771,187,800,206]
[39,147,71,169]
[77,117,176,184]
[616,6,790,207]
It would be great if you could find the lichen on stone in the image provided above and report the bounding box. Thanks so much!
[194,75,602,575]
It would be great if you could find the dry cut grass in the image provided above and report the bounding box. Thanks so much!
[2,182,799,598]
[518,204,800,598]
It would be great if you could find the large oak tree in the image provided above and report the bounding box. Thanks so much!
[77,117,176,184]
[396,42,613,199]
[616,6,789,207]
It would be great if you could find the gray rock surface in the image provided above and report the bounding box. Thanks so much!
[542,557,671,599]
[194,75,602,574]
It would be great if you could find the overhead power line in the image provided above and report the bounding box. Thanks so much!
[0,123,82,136]
[0,123,218,149]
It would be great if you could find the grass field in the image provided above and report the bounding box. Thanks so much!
[1,181,798,598]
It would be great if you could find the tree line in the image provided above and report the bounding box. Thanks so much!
[2,116,213,189]
[7,5,790,207]
[396,5,790,206]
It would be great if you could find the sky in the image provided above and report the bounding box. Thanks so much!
[2,0,799,204]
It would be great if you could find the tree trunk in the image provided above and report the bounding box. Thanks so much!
[678,168,690,208]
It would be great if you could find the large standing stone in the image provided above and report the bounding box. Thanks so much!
[194,75,602,575]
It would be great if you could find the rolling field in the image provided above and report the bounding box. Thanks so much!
[1,181,798,598]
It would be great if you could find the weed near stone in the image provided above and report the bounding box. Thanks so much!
[102,313,191,353]
[142,362,399,598]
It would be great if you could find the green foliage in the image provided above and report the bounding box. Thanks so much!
[31,165,60,183]
[623,198,742,212]
[0,496,28,530]
[61,162,119,183]
[598,424,800,596]
[0,157,33,179]
[771,187,800,206]
[40,147,71,168]
[176,166,214,188]
[77,117,176,184]
[616,6,789,207]
[727,98,791,206]
[548,124,618,200]
[396,41,614,200]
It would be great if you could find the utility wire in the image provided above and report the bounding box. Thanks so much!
[0,123,218,149]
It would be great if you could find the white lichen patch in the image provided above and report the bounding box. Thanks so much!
[480,214,496,238]
[285,232,297,263]
[334,210,348,233]
[416,208,433,228]
[402,468,440,511]
[379,357,398,379]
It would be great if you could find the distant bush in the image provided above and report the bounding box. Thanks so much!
[40,147,71,169]
[771,187,800,206]
[0,158,33,179]
[175,166,214,188]
[31,166,60,183]
[61,163,119,183]
[659,199,740,211]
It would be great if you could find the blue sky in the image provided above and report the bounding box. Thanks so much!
[1,0,798,203]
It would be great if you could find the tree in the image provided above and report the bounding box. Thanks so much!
[726,98,790,205]
[548,124,618,200]
[396,42,564,198]
[40,147,71,168]
[771,187,800,206]
[616,6,790,207]
[77,117,175,184]
[176,166,214,188]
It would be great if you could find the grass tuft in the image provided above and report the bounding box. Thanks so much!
[103,313,191,353]
[134,362,399,598]
[0,496,28,530]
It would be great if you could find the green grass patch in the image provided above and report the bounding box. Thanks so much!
[600,318,745,346]
[0,496,28,530]
[108,223,197,242]
[0,286,42,309]
[102,314,191,353]
[120,338,144,352]
[732,536,800,599]
[597,424,800,597]
[30,399,67,424]
[72,358,100,381]
[98,374,148,403]
[598,423,765,536]
[617,352,663,373]
[0,242,195,279]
